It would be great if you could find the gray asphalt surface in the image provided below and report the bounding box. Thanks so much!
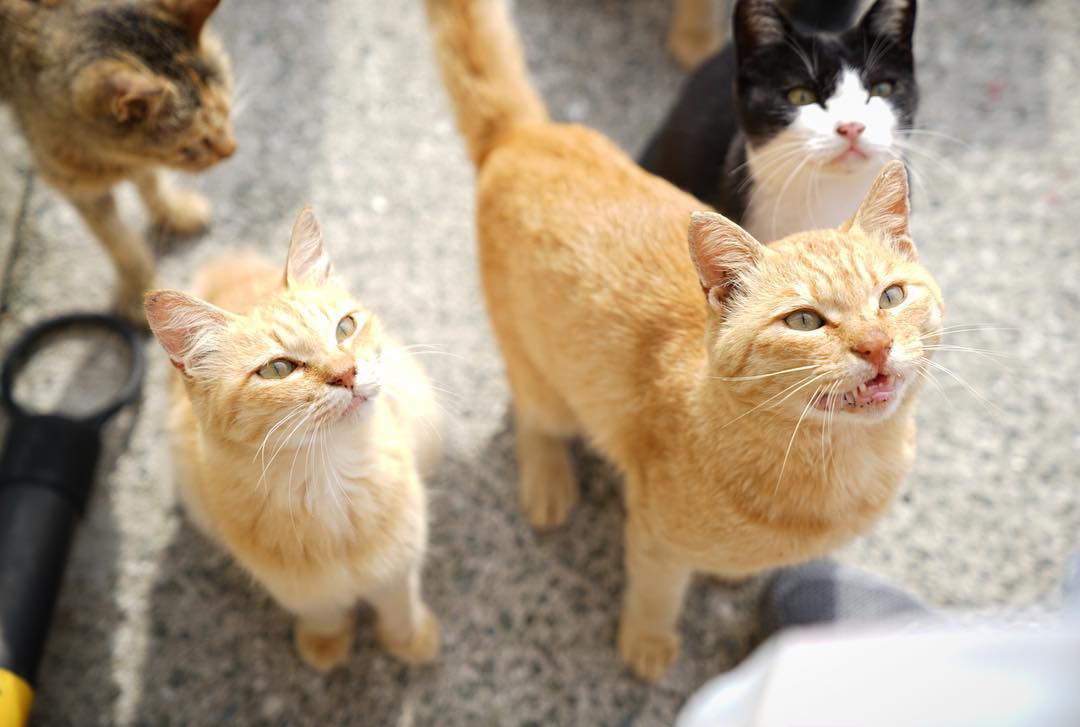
[1,0,1077,724]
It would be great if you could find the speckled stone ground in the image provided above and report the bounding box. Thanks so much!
[1,0,1077,725]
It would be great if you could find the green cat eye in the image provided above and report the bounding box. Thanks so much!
[785,310,825,331]
[786,87,817,106]
[336,315,357,341]
[869,81,895,98]
[257,358,297,380]
[879,284,905,309]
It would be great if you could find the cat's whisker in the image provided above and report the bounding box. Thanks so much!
[771,155,813,236]
[896,128,969,148]
[913,365,952,409]
[715,363,820,382]
[719,371,832,431]
[819,381,840,478]
[776,384,824,495]
[915,325,1019,341]
[922,344,1013,359]
[921,357,1002,415]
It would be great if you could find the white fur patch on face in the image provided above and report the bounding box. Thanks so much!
[744,67,901,241]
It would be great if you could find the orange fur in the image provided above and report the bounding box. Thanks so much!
[0,0,235,321]
[426,0,943,681]
[144,209,441,671]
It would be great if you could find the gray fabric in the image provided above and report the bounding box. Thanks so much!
[760,560,931,638]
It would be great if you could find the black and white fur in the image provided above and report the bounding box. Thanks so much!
[641,0,918,242]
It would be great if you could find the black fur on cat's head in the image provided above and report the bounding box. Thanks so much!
[733,0,917,152]
[68,0,235,170]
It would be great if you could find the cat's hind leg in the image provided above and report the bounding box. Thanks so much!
[369,565,440,665]
[133,168,210,236]
[501,346,581,530]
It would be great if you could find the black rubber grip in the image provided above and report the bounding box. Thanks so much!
[0,486,77,686]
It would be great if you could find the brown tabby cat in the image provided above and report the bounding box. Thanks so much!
[0,0,235,321]
[144,208,441,671]
[426,0,943,681]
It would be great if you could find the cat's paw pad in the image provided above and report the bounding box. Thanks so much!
[155,189,211,235]
[377,605,440,665]
[618,624,680,682]
[667,27,721,70]
[519,449,578,530]
[295,622,354,673]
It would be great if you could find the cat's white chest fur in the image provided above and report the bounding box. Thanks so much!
[744,159,886,241]
[743,68,900,242]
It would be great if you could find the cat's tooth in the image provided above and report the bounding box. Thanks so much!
[857,383,867,395]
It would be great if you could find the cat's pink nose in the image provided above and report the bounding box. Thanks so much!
[328,366,357,389]
[851,329,892,372]
[836,121,866,141]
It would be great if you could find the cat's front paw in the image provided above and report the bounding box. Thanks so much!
[154,188,211,236]
[376,604,440,666]
[295,619,355,673]
[618,619,680,682]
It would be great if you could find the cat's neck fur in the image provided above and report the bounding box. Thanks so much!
[197,393,392,549]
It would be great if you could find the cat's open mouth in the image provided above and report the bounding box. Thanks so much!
[814,373,899,412]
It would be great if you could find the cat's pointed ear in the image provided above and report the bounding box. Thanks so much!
[860,0,916,46]
[846,160,917,261]
[285,207,333,288]
[733,0,792,61]
[159,0,222,42]
[73,62,173,124]
[145,289,234,376]
[688,211,766,313]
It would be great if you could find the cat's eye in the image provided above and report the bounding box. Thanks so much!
[257,359,297,380]
[336,315,357,342]
[869,81,895,98]
[786,87,817,106]
[879,285,905,309]
[785,310,825,331]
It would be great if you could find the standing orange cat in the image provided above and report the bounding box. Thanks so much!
[145,208,440,671]
[426,0,942,680]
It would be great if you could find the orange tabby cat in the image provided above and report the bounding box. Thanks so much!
[0,0,235,321]
[144,208,441,671]
[426,0,943,681]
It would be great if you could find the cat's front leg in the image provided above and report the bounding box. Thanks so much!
[67,186,155,324]
[133,168,211,237]
[617,517,693,682]
[293,607,356,673]
[369,565,440,666]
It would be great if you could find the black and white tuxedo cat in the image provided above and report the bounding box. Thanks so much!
[642,0,918,242]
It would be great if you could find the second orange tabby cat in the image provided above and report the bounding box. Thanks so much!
[145,209,440,671]
[426,0,943,681]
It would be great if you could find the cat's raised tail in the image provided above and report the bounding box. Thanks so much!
[425,0,547,167]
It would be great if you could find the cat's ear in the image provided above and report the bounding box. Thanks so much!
[158,0,222,42]
[733,0,791,60]
[285,207,333,288]
[73,62,173,124]
[144,289,234,376]
[860,0,916,46]
[688,211,766,313]
[846,160,917,261]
